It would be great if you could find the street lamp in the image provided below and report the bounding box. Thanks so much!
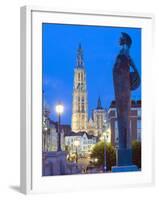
[55,103,64,151]
[94,158,98,164]
[44,127,48,152]
[103,132,108,172]
[74,140,80,164]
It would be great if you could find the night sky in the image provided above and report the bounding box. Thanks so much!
[42,23,141,125]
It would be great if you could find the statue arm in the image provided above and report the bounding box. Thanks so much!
[129,56,141,90]
[129,57,138,73]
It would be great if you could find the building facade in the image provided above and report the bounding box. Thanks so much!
[42,95,50,152]
[72,44,88,132]
[65,132,97,156]
[108,100,141,146]
[42,101,71,152]
[92,97,107,137]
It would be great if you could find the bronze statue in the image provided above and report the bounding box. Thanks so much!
[113,32,140,166]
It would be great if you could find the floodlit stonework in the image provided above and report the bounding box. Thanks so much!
[92,97,107,137]
[72,44,88,132]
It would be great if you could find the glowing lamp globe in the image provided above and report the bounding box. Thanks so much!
[74,140,80,147]
[55,104,64,114]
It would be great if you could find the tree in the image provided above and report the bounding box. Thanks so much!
[90,141,116,171]
[132,140,141,169]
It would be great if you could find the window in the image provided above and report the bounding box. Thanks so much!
[138,110,141,117]
[115,121,119,143]
[137,129,141,141]
[82,105,84,112]
[115,120,118,129]
[81,73,83,81]
[78,73,80,81]
[78,105,80,112]
[137,120,141,129]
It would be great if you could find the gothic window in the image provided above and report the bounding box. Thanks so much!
[115,120,118,129]
[81,73,83,81]
[78,105,80,112]
[82,105,85,112]
[78,73,80,81]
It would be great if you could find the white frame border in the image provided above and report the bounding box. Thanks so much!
[20,6,154,194]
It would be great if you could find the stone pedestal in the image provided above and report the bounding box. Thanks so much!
[112,165,138,172]
[117,149,132,166]
[112,148,138,172]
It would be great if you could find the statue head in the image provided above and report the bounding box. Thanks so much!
[120,32,132,48]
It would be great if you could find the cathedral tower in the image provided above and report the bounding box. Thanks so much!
[72,44,88,132]
[92,97,107,136]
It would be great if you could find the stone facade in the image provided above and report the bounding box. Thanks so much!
[72,44,88,132]
[92,97,107,137]
[65,132,97,156]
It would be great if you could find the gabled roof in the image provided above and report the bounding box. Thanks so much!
[64,131,97,139]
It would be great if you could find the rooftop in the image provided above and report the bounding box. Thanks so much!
[109,100,141,108]
[64,131,97,139]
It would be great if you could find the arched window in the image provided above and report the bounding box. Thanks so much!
[81,73,83,81]
[82,96,84,103]
[78,105,80,112]
[78,73,80,81]
[82,105,85,112]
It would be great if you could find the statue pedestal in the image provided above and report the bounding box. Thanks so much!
[112,148,138,172]
[117,149,132,166]
[43,151,67,176]
[112,165,138,172]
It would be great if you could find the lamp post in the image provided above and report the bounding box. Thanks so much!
[56,103,64,152]
[44,127,48,152]
[74,140,80,164]
[103,132,108,172]
[94,158,98,164]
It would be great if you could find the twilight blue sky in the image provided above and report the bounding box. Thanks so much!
[42,23,141,125]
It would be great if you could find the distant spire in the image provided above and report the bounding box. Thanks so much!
[97,97,103,109]
[76,43,84,68]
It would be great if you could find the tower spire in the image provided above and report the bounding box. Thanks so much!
[97,97,103,109]
[76,43,84,68]
[72,44,88,132]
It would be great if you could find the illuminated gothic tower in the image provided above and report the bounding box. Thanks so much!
[72,44,88,132]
